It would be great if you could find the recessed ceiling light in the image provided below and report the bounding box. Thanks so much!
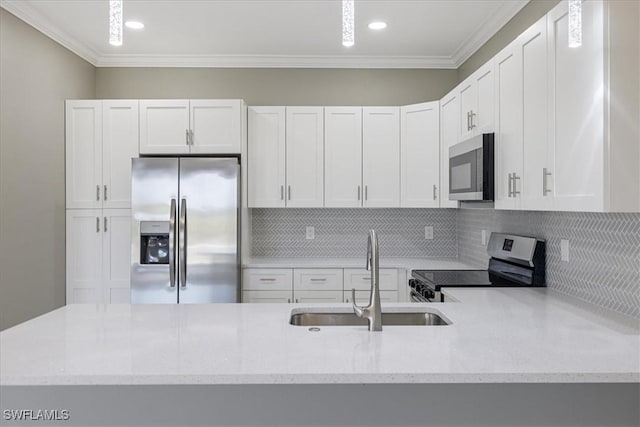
[368,21,387,30]
[125,21,144,30]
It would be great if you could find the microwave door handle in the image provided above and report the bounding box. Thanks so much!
[169,199,177,288]
[179,198,187,288]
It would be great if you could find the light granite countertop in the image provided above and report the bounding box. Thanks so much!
[242,257,483,271]
[1,288,638,386]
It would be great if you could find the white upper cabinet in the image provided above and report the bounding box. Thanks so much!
[324,107,363,207]
[102,100,139,209]
[494,41,524,210]
[285,107,324,207]
[439,91,460,208]
[139,100,190,154]
[139,99,243,154]
[66,100,102,209]
[66,100,138,209]
[458,61,495,141]
[546,0,639,212]
[189,100,242,154]
[401,102,440,207]
[362,107,400,207]
[248,107,286,207]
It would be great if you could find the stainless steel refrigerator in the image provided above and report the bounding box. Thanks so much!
[130,157,239,303]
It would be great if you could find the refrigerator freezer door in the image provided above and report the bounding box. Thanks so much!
[178,158,239,303]
[131,158,179,303]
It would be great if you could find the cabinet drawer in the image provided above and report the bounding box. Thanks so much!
[344,290,398,304]
[293,269,343,291]
[344,268,398,291]
[242,290,292,303]
[243,269,292,291]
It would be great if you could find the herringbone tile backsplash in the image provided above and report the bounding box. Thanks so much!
[251,208,640,318]
[251,209,458,258]
[457,209,640,318]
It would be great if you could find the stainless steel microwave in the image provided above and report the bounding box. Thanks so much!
[448,133,494,201]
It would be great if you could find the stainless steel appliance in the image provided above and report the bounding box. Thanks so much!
[409,233,545,302]
[448,133,494,201]
[131,157,240,304]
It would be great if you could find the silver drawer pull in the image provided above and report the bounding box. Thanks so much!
[309,278,327,282]
[96,185,100,201]
[259,278,276,282]
[361,277,371,280]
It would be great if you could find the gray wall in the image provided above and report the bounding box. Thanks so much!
[96,68,458,105]
[0,9,96,330]
[458,0,561,81]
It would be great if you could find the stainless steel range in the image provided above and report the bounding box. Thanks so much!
[409,233,545,302]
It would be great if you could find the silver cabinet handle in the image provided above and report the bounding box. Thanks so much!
[179,198,187,288]
[310,278,327,282]
[433,184,437,200]
[96,185,100,201]
[543,168,552,196]
[512,174,521,196]
[470,110,476,129]
[169,199,177,288]
[295,298,299,303]
[185,129,189,145]
[96,217,100,232]
[365,185,368,201]
[466,112,471,131]
[103,185,107,201]
[189,129,194,146]
[288,185,291,201]
[507,173,513,198]
[104,217,107,232]
[287,298,291,303]
[362,277,371,280]
[357,185,361,201]
[259,278,276,282]
[280,185,284,201]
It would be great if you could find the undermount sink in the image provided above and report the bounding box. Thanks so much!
[289,308,451,327]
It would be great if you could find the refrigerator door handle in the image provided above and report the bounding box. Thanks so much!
[179,198,187,288]
[169,199,177,288]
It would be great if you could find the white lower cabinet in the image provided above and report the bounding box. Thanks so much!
[242,267,399,303]
[66,209,131,304]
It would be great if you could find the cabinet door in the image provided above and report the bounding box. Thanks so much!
[520,19,552,211]
[494,42,523,210]
[65,100,102,209]
[247,107,286,207]
[362,107,400,207]
[102,209,131,304]
[474,61,495,135]
[548,0,604,211]
[139,100,190,154]
[286,107,324,207]
[458,79,476,141]
[242,290,292,303]
[324,107,362,207]
[439,92,460,208]
[345,290,398,304]
[293,290,343,304]
[66,209,103,304]
[102,100,138,209]
[401,102,440,207]
[190,100,242,154]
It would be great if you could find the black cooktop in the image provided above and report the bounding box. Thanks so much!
[411,269,533,290]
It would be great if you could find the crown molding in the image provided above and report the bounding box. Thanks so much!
[2,0,528,69]
[95,54,457,69]
[450,0,529,67]
[0,0,100,65]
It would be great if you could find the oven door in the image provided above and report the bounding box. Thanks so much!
[448,133,494,201]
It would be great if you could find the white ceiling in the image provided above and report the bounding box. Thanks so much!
[1,0,529,68]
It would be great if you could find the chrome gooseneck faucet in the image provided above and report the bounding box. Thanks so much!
[352,229,382,331]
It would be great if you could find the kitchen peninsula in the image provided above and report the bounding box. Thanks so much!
[2,288,638,426]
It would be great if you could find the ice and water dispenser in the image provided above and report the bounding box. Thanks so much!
[139,221,170,265]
